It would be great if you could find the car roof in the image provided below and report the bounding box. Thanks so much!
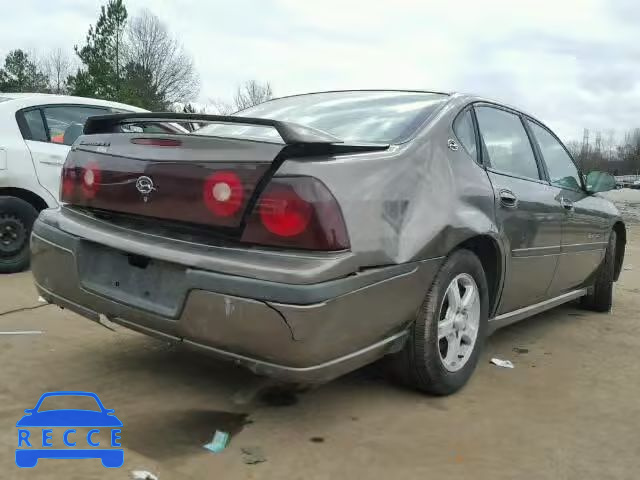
[448,92,540,119]
[0,93,147,112]
[250,89,540,122]
[258,89,452,105]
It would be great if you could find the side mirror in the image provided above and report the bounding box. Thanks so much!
[585,171,616,193]
[24,409,33,414]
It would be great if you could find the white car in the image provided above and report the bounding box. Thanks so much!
[0,93,146,273]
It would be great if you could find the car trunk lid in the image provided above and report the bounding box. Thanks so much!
[61,113,389,232]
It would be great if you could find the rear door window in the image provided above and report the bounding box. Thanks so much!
[42,106,109,145]
[453,108,478,162]
[528,120,582,191]
[475,106,541,180]
[21,109,48,142]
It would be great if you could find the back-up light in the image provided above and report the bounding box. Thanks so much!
[81,162,101,199]
[203,171,244,217]
[241,177,350,251]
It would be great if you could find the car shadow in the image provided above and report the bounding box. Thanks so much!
[486,301,597,348]
[57,302,598,462]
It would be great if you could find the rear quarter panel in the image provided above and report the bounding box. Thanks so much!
[277,97,501,268]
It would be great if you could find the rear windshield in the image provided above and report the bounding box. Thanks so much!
[195,91,448,144]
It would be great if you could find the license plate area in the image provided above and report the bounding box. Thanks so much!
[77,242,187,318]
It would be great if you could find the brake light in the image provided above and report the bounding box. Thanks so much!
[61,168,75,200]
[259,185,312,237]
[131,138,182,147]
[241,177,349,251]
[203,171,244,217]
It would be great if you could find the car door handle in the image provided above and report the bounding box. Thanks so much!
[560,197,574,211]
[499,189,518,208]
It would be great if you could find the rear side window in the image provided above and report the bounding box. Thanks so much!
[22,109,48,142]
[42,106,108,145]
[475,106,540,180]
[453,109,477,162]
[528,121,582,191]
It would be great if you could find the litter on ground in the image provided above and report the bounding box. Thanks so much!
[130,470,158,480]
[490,358,515,369]
[203,430,230,453]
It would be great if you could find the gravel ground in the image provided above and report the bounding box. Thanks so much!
[601,188,640,224]
[0,227,638,479]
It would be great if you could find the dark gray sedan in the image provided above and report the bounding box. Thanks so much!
[31,90,626,395]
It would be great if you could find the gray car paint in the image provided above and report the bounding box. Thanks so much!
[29,91,626,383]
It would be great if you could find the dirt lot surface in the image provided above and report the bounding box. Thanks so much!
[1,226,638,480]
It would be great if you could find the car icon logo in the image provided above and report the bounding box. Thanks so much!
[15,391,123,468]
[135,176,155,195]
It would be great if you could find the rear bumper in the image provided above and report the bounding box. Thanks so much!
[31,212,442,383]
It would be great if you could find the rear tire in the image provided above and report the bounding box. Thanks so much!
[0,196,38,274]
[581,230,616,312]
[389,249,489,395]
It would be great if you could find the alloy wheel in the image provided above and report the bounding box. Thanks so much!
[437,273,481,372]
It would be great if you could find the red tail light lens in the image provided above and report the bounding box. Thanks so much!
[203,171,244,217]
[259,185,313,237]
[241,177,349,251]
[60,160,101,203]
[61,171,75,200]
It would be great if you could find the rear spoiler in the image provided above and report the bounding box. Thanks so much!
[83,112,390,157]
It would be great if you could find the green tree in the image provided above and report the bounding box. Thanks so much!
[119,62,165,110]
[0,49,49,93]
[67,0,127,100]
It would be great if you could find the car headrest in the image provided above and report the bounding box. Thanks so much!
[63,123,85,146]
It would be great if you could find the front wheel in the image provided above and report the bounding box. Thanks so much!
[0,196,38,274]
[389,249,489,395]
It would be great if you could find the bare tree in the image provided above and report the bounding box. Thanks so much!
[43,48,73,94]
[208,98,235,115]
[233,80,273,110]
[208,80,273,115]
[125,9,199,106]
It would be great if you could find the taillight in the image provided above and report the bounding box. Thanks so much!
[61,168,75,201]
[203,171,244,217]
[241,177,349,251]
[60,159,101,203]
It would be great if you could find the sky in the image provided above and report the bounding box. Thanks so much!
[1,0,638,142]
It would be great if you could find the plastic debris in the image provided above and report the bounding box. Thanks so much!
[97,314,118,332]
[37,296,47,303]
[512,347,529,354]
[0,330,43,335]
[623,265,633,271]
[130,471,158,480]
[490,358,514,369]
[203,430,230,453]
[241,446,266,465]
